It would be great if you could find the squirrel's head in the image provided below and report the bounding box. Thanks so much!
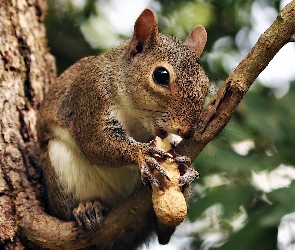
[118,9,210,142]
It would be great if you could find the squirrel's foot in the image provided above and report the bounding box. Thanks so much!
[139,147,172,189]
[175,156,199,188]
[73,200,107,232]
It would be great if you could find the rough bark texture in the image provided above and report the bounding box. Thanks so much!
[0,0,55,248]
[0,0,295,249]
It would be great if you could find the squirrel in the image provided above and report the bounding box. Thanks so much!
[37,8,210,250]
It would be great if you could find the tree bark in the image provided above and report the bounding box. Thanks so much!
[0,0,294,249]
[0,0,55,249]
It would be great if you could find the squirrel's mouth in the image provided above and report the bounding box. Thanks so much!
[153,123,168,139]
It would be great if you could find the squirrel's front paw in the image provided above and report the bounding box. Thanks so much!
[138,147,173,189]
[73,200,107,232]
[175,156,199,188]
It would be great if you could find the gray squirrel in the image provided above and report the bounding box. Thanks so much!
[37,8,209,249]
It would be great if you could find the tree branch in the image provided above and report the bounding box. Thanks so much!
[177,0,295,160]
[21,185,152,249]
[20,1,295,249]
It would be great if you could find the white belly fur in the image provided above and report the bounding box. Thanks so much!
[48,126,141,207]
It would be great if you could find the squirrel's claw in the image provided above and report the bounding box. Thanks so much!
[146,146,173,159]
[178,164,199,187]
[140,161,162,189]
[145,156,170,180]
[174,154,198,187]
[73,200,107,232]
[139,147,171,189]
[174,155,191,165]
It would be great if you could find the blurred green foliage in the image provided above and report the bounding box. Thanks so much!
[193,80,295,249]
[45,0,295,249]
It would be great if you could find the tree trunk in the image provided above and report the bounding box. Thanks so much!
[0,0,55,248]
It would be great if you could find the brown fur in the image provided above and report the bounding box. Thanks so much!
[37,8,209,249]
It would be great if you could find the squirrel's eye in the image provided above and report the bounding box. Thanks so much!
[152,67,170,87]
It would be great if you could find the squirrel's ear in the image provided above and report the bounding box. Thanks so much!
[134,8,158,43]
[184,25,207,57]
[129,9,158,57]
